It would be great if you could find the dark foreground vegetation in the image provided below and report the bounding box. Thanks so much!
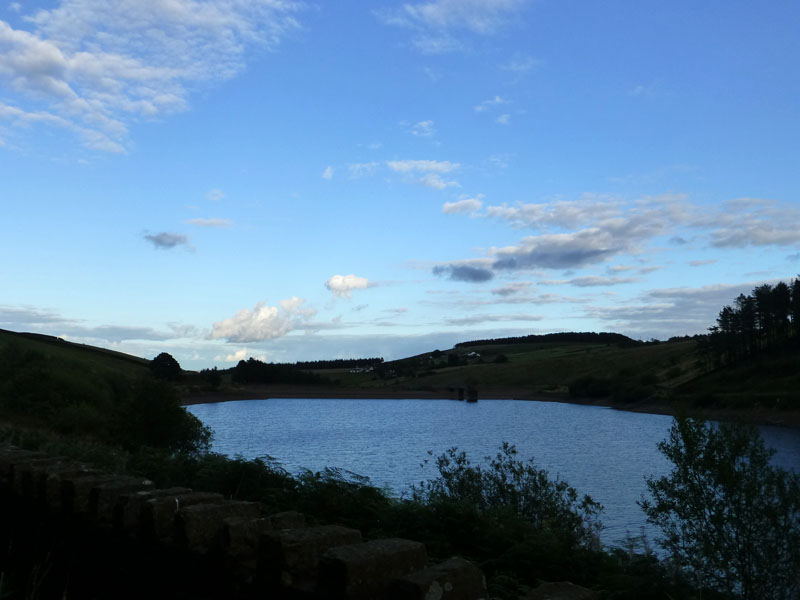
[1,279,800,597]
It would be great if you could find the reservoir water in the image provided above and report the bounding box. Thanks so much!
[187,398,800,547]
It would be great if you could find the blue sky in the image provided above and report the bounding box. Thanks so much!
[1,0,799,369]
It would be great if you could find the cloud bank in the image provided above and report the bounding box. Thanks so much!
[0,0,303,151]
[379,0,530,53]
[210,297,316,343]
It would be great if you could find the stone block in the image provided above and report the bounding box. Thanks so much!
[221,511,307,564]
[62,473,122,514]
[174,500,262,552]
[113,487,192,532]
[88,476,154,525]
[12,457,71,498]
[139,491,224,540]
[0,446,45,485]
[389,557,487,600]
[266,510,307,530]
[43,464,100,511]
[522,582,597,600]
[318,538,427,600]
[259,525,362,589]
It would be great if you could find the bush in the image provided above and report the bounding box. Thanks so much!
[640,416,800,599]
[411,443,603,549]
[150,352,182,380]
[114,378,212,454]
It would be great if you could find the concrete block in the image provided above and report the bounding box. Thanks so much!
[389,557,487,600]
[174,500,262,552]
[259,525,362,589]
[318,538,427,600]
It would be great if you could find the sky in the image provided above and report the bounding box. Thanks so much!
[1,0,799,369]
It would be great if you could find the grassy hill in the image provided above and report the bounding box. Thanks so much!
[332,336,703,400]
[0,329,150,380]
[0,329,208,452]
[3,326,798,420]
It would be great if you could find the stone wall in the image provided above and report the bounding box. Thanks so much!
[0,443,488,599]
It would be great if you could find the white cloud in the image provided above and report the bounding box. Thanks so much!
[8,3,21,12]
[210,297,316,343]
[495,113,510,125]
[0,0,303,152]
[207,188,225,202]
[442,195,483,214]
[701,198,800,248]
[474,95,508,112]
[348,161,379,179]
[322,165,334,180]
[187,218,232,228]
[501,55,541,73]
[381,0,527,34]
[387,159,458,174]
[410,119,436,137]
[325,274,370,298]
[218,348,266,363]
[387,159,460,189]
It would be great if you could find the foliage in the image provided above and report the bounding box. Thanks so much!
[640,416,800,600]
[293,357,383,370]
[150,352,181,380]
[231,357,329,385]
[114,378,212,453]
[411,443,603,549]
[0,340,211,455]
[705,278,800,367]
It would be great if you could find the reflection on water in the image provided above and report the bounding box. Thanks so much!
[188,398,800,546]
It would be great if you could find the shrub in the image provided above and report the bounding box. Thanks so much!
[411,443,603,549]
[640,416,800,600]
[114,378,212,454]
[150,352,182,380]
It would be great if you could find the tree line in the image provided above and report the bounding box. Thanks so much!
[705,278,800,366]
[292,357,383,370]
[231,357,329,385]
[456,331,637,348]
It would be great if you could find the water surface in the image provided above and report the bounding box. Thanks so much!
[188,398,800,546]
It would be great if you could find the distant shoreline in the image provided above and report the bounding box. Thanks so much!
[181,385,800,429]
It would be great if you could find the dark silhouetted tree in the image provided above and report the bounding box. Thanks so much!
[641,417,800,600]
[150,352,181,380]
[706,278,800,365]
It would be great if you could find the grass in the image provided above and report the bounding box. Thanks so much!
[345,339,701,395]
[0,329,149,382]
